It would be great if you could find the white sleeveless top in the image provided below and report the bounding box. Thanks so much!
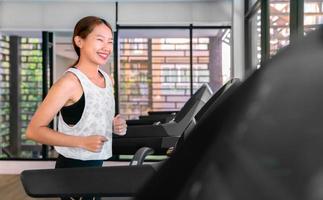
[55,67,115,160]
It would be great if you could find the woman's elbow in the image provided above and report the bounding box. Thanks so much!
[25,125,36,141]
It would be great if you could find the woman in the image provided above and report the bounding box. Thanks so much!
[26,16,127,199]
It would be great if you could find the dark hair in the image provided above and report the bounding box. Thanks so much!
[71,16,113,67]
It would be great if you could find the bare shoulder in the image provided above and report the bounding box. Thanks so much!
[54,72,81,91]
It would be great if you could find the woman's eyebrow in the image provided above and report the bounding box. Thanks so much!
[95,34,113,40]
[95,34,105,38]
[96,34,112,38]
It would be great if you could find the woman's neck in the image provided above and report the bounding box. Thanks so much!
[75,59,100,79]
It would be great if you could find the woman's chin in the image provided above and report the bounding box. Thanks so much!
[95,60,108,66]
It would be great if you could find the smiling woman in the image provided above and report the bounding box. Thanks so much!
[24,16,127,200]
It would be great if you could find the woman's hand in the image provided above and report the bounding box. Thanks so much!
[113,114,127,135]
[80,135,108,152]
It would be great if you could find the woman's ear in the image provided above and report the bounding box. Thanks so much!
[74,36,83,48]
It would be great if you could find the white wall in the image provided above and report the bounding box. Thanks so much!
[55,55,73,81]
[0,0,232,30]
[118,0,232,26]
[0,1,116,31]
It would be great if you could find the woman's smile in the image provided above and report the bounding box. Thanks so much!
[97,52,109,60]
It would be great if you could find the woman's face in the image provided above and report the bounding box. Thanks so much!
[77,23,113,66]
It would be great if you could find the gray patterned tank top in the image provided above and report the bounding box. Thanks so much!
[55,67,115,160]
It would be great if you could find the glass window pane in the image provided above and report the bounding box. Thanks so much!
[192,28,232,93]
[0,33,46,159]
[20,36,43,159]
[304,0,323,35]
[119,29,190,119]
[0,33,10,159]
[250,9,262,69]
[270,0,290,57]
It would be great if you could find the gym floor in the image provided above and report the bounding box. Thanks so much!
[0,175,133,199]
[0,175,58,200]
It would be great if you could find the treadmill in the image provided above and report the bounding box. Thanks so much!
[20,79,241,199]
[126,111,177,126]
[135,27,323,200]
[113,83,213,155]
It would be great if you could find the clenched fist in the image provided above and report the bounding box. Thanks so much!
[80,135,108,152]
[113,114,127,135]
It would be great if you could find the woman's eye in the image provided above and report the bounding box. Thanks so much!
[97,39,103,42]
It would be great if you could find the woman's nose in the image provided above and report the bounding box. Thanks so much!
[102,45,111,53]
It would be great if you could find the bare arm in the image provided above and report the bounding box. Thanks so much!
[26,74,106,152]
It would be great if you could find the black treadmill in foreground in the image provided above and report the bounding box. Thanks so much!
[113,83,213,155]
[20,79,240,198]
[135,26,323,200]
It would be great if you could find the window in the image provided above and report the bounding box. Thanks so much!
[304,0,323,34]
[193,28,231,92]
[0,33,44,159]
[270,0,290,56]
[245,0,261,71]
[0,34,10,158]
[20,37,43,158]
[118,27,232,119]
[118,29,191,119]
[250,10,262,69]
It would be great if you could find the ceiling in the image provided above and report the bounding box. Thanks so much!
[0,0,221,2]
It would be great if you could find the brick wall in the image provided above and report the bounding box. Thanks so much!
[119,37,219,119]
[20,38,43,147]
[0,35,10,157]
